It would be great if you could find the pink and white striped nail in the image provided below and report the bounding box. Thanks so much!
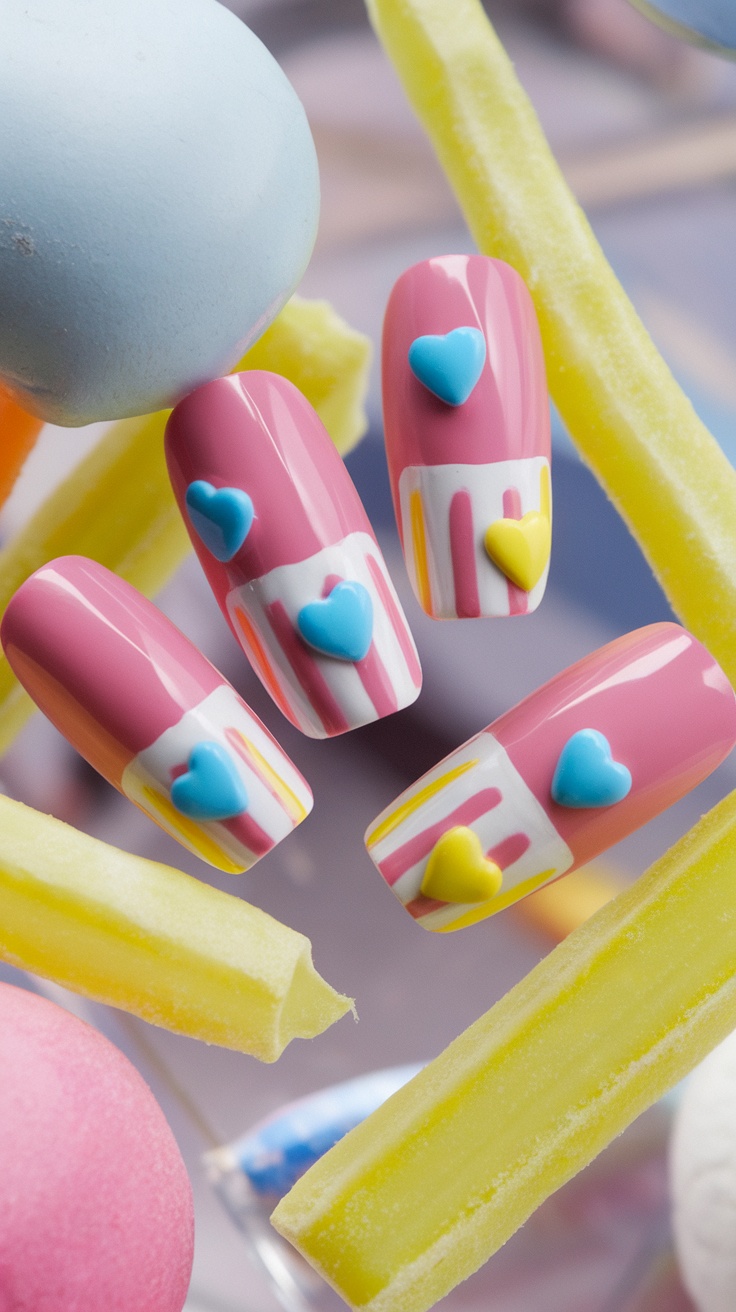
[165,371,422,739]
[366,623,736,931]
[382,254,551,619]
[1,556,313,873]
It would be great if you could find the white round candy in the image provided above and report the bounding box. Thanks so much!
[671,1029,736,1311]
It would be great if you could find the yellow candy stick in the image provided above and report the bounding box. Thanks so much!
[0,297,371,754]
[365,0,736,686]
[273,788,736,1310]
[242,295,372,457]
[0,794,351,1060]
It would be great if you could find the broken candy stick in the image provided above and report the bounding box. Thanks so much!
[273,787,736,1310]
[0,793,351,1060]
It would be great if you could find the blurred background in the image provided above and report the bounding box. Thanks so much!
[2,0,736,1307]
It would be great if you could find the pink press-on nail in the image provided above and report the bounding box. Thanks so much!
[0,556,313,873]
[165,371,422,739]
[382,254,551,619]
[365,623,736,932]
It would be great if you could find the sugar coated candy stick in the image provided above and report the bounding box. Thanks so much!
[273,786,736,1311]
[243,296,372,458]
[0,297,371,756]
[166,371,421,738]
[367,622,736,931]
[1,557,313,873]
[366,0,736,689]
[383,255,551,618]
[0,409,191,755]
[0,793,351,1059]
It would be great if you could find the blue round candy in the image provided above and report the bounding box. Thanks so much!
[0,0,320,425]
[628,0,736,51]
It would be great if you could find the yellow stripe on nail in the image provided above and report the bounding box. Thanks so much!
[410,489,433,614]
[139,786,244,873]
[366,759,479,848]
[434,867,558,932]
[228,728,308,824]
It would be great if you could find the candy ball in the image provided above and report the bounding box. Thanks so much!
[671,1029,736,1312]
[629,0,736,52]
[0,983,194,1311]
[0,0,319,426]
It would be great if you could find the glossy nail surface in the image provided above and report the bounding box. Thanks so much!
[165,370,422,738]
[1,556,312,872]
[366,623,736,931]
[383,254,551,618]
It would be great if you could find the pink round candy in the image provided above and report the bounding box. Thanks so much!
[0,984,194,1311]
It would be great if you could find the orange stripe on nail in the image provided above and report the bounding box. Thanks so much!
[233,605,295,723]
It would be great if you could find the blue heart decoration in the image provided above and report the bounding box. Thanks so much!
[297,581,373,663]
[185,480,254,562]
[551,729,632,810]
[408,326,486,406]
[170,741,248,822]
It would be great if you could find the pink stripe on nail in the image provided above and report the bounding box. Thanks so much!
[503,487,528,617]
[487,832,530,869]
[266,600,350,736]
[406,830,531,919]
[366,554,422,689]
[357,646,398,718]
[449,489,480,618]
[322,572,398,720]
[170,754,273,857]
[223,808,273,858]
[379,787,502,886]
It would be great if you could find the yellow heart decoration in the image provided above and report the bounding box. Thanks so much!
[421,826,503,903]
[484,510,551,592]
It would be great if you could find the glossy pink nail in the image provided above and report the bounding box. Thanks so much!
[165,370,422,738]
[0,556,313,873]
[366,623,736,931]
[382,254,551,618]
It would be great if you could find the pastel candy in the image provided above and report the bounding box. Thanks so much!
[484,510,551,593]
[629,0,736,50]
[297,581,374,663]
[421,827,503,903]
[0,0,319,424]
[171,741,249,822]
[0,983,193,1312]
[407,327,486,406]
[551,730,632,809]
[185,481,255,563]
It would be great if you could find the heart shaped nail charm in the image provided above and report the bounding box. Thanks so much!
[551,729,632,809]
[421,826,503,903]
[484,510,551,592]
[170,741,248,821]
[408,327,486,406]
[185,480,254,562]
[297,581,373,663]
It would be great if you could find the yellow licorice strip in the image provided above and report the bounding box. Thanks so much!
[365,0,736,687]
[0,297,371,754]
[0,794,351,1060]
[273,788,736,1312]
